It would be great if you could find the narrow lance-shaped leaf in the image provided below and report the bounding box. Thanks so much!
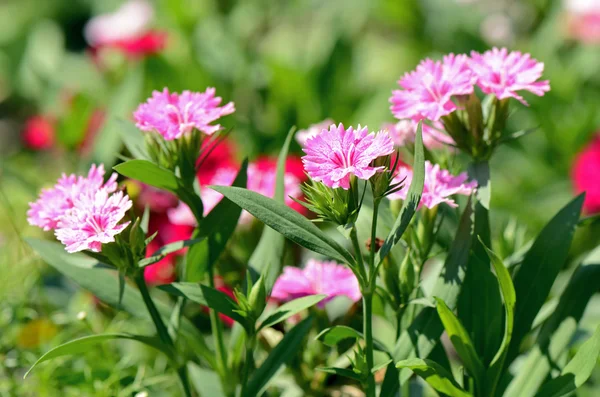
[480,238,516,396]
[259,294,326,330]
[507,194,584,365]
[243,316,314,397]
[435,297,485,390]
[534,325,600,397]
[314,325,390,354]
[25,238,216,368]
[392,198,474,384]
[376,122,425,265]
[114,159,179,192]
[210,186,355,265]
[249,127,296,291]
[396,358,472,397]
[139,238,206,268]
[25,333,170,378]
[316,367,363,381]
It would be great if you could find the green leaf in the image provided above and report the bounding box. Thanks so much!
[316,366,363,381]
[114,159,180,192]
[534,325,600,397]
[380,361,400,397]
[25,238,216,369]
[158,282,247,326]
[392,199,474,384]
[315,325,363,346]
[376,122,425,265]
[187,362,226,397]
[248,127,295,291]
[244,316,313,397]
[116,119,149,160]
[25,333,169,378]
[185,159,248,282]
[504,245,600,397]
[479,239,516,396]
[139,238,206,268]
[91,66,143,167]
[435,297,485,389]
[210,186,355,265]
[396,358,472,397]
[259,294,325,330]
[508,195,584,364]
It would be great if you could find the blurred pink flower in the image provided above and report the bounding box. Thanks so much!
[389,161,476,209]
[133,88,235,140]
[168,158,304,225]
[22,116,55,150]
[296,119,335,146]
[381,120,455,149]
[470,48,550,105]
[390,54,475,121]
[572,135,600,213]
[84,0,165,57]
[27,164,117,231]
[302,123,394,190]
[564,0,600,44]
[271,259,361,306]
[55,190,132,253]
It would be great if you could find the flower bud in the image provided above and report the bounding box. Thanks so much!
[248,276,267,318]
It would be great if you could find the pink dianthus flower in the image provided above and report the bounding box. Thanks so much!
[27,164,118,231]
[271,259,361,306]
[572,135,600,213]
[389,161,476,209]
[382,120,455,150]
[296,119,335,146]
[469,48,550,105]
[302,123,394,190]
[390,54,475,122]
[55,190,132,253]
[133,88,235,140]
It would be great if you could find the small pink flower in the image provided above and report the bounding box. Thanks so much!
[84,0,153,47]
[572,135,600,213]
[389,161,477,209]
[302,123,395,190]
[271,259,361,306]
[469,48,550,105]
[382,120,455,150]
[133,88,235,140]
[22,116,55,150]
[296,119,335,146]
[390,54,475,122]
[27,165,118,231]
[564,0,600,44]
[55,190,132,253]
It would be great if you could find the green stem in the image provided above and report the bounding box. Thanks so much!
[363,292,376,397]
[350,227,368,284]
[207,268,229,380]
[134,275,191,397]
[369,198,380,279]
[240,335,255,397]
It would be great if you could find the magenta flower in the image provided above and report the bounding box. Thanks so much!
[382,120,455,150]
[389,161,477,209]
[302,123,395,190]
[469,48,550,105]
[296,119,335,146]
[390,54,475,122]
[133,87,235,140]
[271,259,361,306]
[27,164,117,231]
[55,190,132,253]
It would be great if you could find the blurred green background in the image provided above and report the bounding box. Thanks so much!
[2,0,600,395]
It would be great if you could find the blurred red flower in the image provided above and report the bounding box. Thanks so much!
[573,136,600,213]
[22,116,55,150]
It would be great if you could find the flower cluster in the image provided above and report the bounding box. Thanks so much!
[271,259,361,306]
[134,88,235,140]
[390,48,550,122]
[84,0,166,57]
[302,123,394,190]
[27,164,132,253]
[389,161,477,209]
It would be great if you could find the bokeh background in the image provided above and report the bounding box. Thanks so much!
[2,0,600,395]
